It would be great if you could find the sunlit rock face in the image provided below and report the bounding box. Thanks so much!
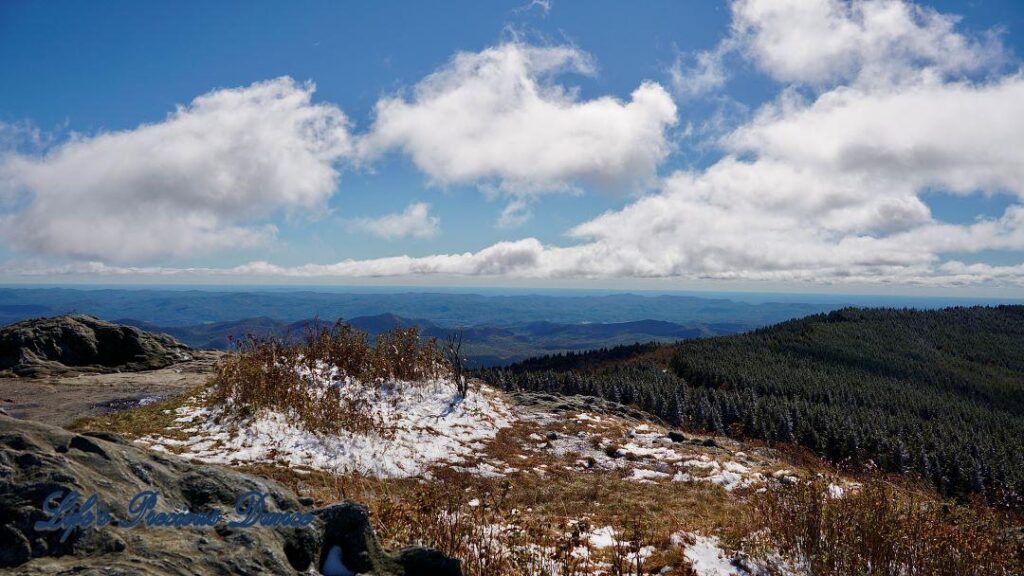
[0,315,190,377]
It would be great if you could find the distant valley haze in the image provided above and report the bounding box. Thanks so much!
[2,285,1021,366]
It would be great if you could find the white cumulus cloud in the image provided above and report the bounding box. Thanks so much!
[0,77,353,263]
[730,0,1004,88]
[359,42,678,198]
[351,202,440,240]
[5,3,1024,289]
[669,0,1005,95]
[669,44,732,97]
[184,0,1019,288]
[726,76,1024,197]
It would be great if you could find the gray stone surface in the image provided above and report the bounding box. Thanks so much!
[0,315,191,377]
[0,416,461,575]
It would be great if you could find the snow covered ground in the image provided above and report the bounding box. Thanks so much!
[671,532,806,576]
[139,378,514,478]
[516,409,778,492]
[133,378,825,574]
[677,533,744,576]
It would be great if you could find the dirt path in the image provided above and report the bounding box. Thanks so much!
[0,351,221,427]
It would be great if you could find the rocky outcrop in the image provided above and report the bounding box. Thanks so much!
[508,390,662,422]
[0,416,462,575]
[0,315,191,377]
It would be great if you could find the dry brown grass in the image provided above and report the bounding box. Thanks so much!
[236,405,760,576]
[239,408,1024,576]
[72,322,453,441]
[754,476,1024,576]
[209,321,451,435]
[69,383,208,439]
[246,462,741,576]
[69,334,1024,576]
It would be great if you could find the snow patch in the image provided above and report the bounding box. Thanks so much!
[588,526,617,549]
[629,468,671,482]
[139,379,514,478]
[672,532,808,576]
[680,534,743,576]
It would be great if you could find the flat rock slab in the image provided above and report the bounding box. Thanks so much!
[0,351,221,427]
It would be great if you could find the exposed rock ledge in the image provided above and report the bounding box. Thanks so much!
[0,415,461,575]
[0,315,191,378]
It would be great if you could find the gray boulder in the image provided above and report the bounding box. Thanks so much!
[0,315,191,377]
[0,415,461,575]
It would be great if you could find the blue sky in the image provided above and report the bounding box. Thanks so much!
[2,0,1024,295]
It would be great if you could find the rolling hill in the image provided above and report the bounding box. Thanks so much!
[0,287,836,327]
[117,313,733,367]
[480,306,1024,506]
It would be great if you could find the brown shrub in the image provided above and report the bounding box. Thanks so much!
[367,471,670,576]
[753,477,1024,576]
[208,321,452,435]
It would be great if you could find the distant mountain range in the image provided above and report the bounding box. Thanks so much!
[0,288,848,366]
[0,287,833,328]
[116,313,742,367]
[10,286,1016,367]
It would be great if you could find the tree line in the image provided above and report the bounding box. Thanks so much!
[478,306,1024,507]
